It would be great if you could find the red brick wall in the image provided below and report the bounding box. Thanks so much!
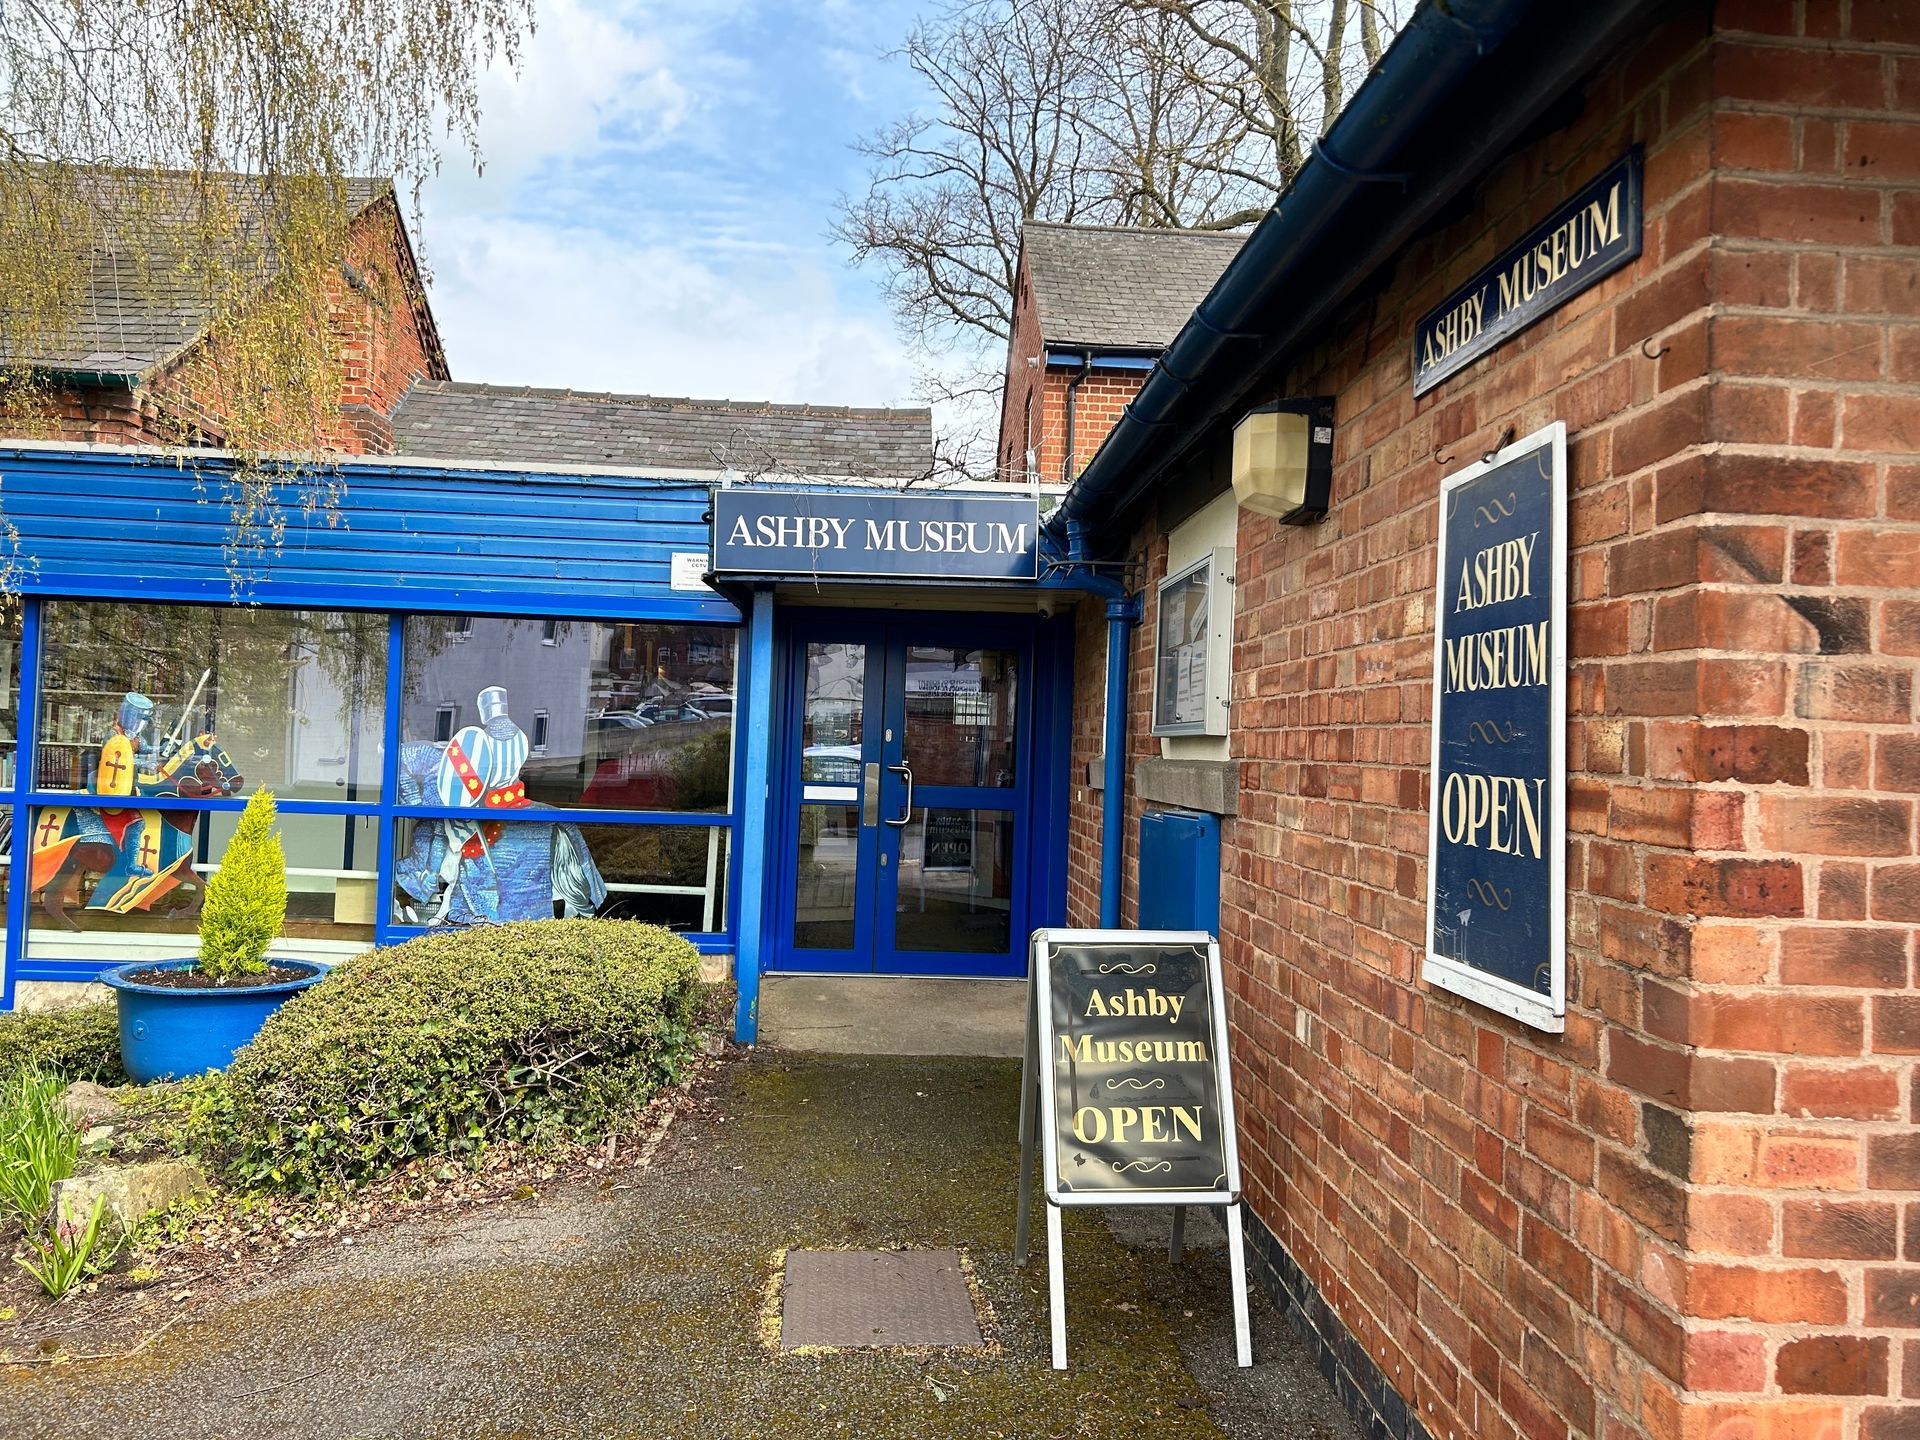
[13,195,441,456]
[1645,6,1920,1437]
[1066,5,1919,1439]
[998,254,1150,485]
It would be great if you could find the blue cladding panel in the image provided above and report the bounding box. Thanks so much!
[0,447,737,619]
[1138,809,1221,934]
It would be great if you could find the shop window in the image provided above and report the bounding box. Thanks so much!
[389,817,728,934]
[34,601,388,800]
[0,608,22,789]
[23,809,378,965]
[400,616,737,813]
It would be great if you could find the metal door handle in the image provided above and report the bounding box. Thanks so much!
[885,762,914,827]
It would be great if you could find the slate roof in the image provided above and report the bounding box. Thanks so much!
[391,381,935,481]
[1021,223,1249,351]
[14,171,390,377]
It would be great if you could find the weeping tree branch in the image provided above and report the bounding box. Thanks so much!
[0,0,535,589]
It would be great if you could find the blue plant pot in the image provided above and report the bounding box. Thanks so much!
[101,959,327,1084]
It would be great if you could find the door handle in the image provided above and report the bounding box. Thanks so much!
[885,762,914,827]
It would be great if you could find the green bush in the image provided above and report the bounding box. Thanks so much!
[0,1004,126,1085]
[198,788,287,980]
[210,919,703,1193]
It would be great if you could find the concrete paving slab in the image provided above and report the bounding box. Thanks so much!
[758,974,1027,1057]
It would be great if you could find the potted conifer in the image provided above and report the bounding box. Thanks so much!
[102,789,327,1082]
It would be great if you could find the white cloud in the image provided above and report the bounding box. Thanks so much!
[428,214,918,407]
[431,0,693,210]
[413,0,926,414]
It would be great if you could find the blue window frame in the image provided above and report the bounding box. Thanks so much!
[1,597,741,1008]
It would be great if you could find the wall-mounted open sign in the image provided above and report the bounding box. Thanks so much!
[1014,928,1251,1370]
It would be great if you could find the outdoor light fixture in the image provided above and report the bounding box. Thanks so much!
[1231,396,1336,524]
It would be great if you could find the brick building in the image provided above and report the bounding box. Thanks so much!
[12,173,447,454]
[997,223,1244,486]
[1033,1,1920,1438]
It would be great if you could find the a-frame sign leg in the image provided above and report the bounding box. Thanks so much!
[1227,1201,1252,1368]
[1047,1202,1068,1370]
[1169,1204,1187,1263]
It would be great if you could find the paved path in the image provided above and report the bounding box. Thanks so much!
[758,975,1028,1056]
[2,1054,1357,1440]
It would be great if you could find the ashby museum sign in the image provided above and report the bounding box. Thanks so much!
[711,489,1040,582]
[1015,929,1251,1370]
[1413,149,1642,396]
[1425,422,1567,1033]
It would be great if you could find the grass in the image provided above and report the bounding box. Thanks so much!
[0,1069,78,1225]
[0,1068,121,1297]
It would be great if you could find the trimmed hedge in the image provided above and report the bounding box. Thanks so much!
[0,1003,127,1085]
[212,919,704,1192]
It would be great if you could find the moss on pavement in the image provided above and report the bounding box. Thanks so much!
[0,1054,1253,1438]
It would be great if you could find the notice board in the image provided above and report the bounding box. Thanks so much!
[1032,930,1239,1203]
[1425,422,1567,1032]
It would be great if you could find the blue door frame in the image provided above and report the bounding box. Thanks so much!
[764,608,1070,979]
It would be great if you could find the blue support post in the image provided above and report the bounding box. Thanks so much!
[732,587,776,1043]
[2,599,42,1010]
[1100,595,1140,928]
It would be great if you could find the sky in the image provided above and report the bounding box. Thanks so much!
[418,0,935,411]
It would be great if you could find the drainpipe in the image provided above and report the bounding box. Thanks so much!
[1061,519,1140,927]
[1061,351,1091,487]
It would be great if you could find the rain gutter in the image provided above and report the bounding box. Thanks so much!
[1047,0,1670,540]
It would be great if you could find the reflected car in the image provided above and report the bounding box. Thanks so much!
[801,743,862,786]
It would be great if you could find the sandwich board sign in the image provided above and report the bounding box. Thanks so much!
[1014,928,1251,1370]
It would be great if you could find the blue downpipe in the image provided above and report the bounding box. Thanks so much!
[1057,519,1141,928]
[1100,597,1137,928]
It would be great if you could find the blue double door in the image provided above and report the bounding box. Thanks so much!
[775,615,1032,977]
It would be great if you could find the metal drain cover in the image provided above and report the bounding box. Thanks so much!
[781,1249,982,1350]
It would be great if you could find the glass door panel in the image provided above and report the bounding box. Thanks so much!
[795,804,862,949]
[801,642,866,802]
[778,620,1029,977]
[900,646,1018,788]
[892,807,1013,954]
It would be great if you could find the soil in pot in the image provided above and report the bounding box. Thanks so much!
[122,965,316,990]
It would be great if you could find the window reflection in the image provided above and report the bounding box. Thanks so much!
[23,809,378,963]
[903,646,1017,787]
[391,818,726,933]
[401,617,736,812]
[35,602,387,801]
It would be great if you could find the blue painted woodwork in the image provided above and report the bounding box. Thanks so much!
[761,608,1070,984]
[0,445,736,619]
[102,959,325,1082]
[0,444,743,1004]
[732,588,776,1043]
[1138,810,1222,934]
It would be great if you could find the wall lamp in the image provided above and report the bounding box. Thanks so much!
[1231,396,1336,524]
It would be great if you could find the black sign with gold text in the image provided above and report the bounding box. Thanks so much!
[1413,149,1642,396]
[1042,937,1229,1196]
[1424,423,1567,1033]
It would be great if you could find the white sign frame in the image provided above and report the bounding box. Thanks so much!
[1423,421,1568,1034]
[1014,927,1251,1370]
[1151,549,1234,737]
